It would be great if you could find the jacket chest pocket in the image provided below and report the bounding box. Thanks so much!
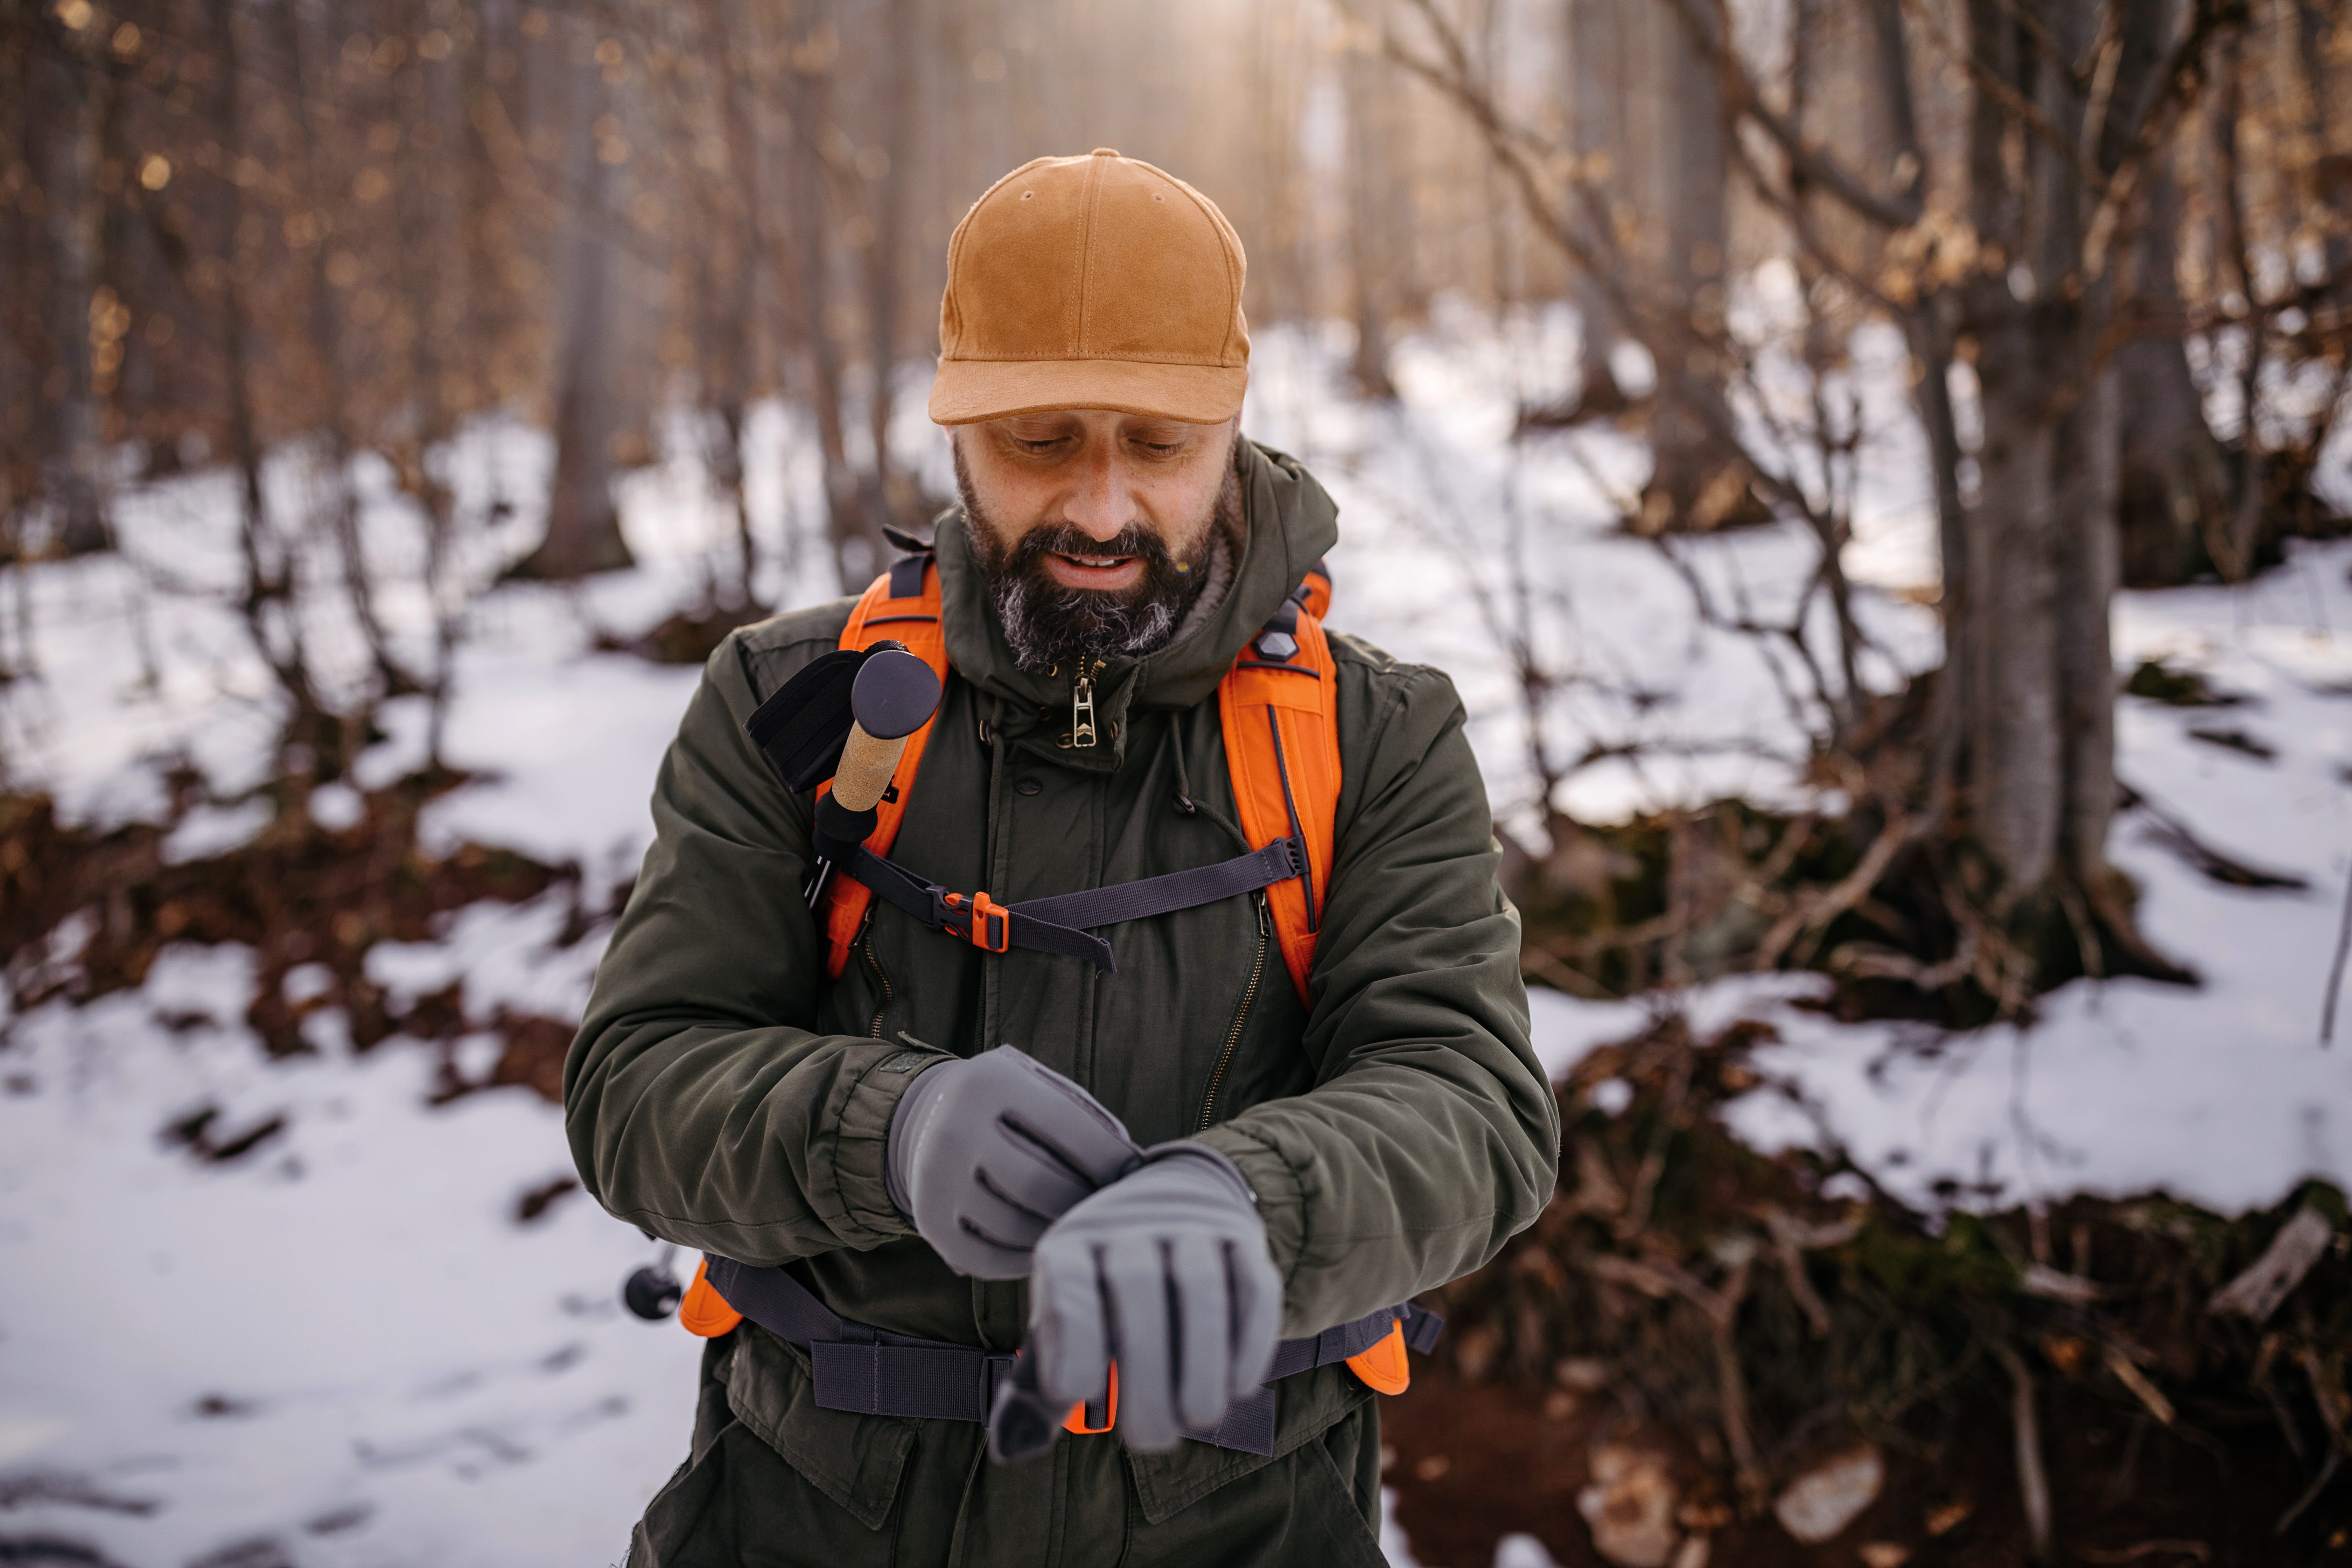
[1074,883,1310,1146]
[1196,891,1272,1132]
[812,909,891,1040]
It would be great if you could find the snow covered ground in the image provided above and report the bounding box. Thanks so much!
[2,308,2348,1564]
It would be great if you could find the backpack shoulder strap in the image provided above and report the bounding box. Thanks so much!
[819,555,947,979]
[1217,569,1342,1004]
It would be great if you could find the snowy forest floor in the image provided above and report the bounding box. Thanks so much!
[4,310,2351,1566]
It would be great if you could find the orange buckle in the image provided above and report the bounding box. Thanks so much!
[953,890,1009,953]
[1343,1320,1411,1396]
[1064,1360,1118,1434]
[678,1259,746,1339]
[938,890,1010,954]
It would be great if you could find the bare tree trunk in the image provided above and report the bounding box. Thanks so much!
[1639,0,1759,533]
[696,0,762,605]
[2293,1,2351,283]
[776,14,884,587]
[279,0,410,698]
[1948,0,2136,967]
[46,9,107,556]
[863,0,921,532]
[2113,161,2232,585]
[2,0,50,576]
[1564,0,1630,410]
[394,0,470,764]
[517,35,634,580]
[1342,28,1398,399]
[210,0,316,722]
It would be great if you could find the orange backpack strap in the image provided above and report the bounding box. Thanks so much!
[817,556,948,979]
[1296,557,1332,621]
[1217,577,1342,1004]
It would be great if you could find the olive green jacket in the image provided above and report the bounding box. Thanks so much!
[567,440,1559,1561]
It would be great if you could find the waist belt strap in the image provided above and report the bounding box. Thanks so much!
[840,836,1307,974]
[701,1255,1438,1458]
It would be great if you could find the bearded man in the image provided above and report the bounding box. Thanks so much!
[567,149,1560,1568]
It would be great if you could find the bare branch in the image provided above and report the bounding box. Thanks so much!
[1663,0,1924,231]
[2084,0,2249,278]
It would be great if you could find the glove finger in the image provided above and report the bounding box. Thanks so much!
[999,1101,1142,1192]
[986,1135,1097,1220]
[1031,1238,1111,1407]
[987,1049,1143,1186]
[1167,1232,1231,1434]
[1225,1237,1282,1395]
[954,1176,1052,1256]
[1103,1237,1179,1453]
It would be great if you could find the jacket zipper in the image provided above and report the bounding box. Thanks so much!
[862,915,894,1038]
[1070,657,1099,748]
[1198,893,1269,1132]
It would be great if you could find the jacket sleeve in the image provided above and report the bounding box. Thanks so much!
[1192,660,1562,1336]
[562,629,945,1266]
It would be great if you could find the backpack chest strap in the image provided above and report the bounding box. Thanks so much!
[832,835,1308,974]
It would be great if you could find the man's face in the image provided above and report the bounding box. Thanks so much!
[954,409,1241,671]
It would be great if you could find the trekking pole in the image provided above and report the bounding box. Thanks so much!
[805,645,941,906]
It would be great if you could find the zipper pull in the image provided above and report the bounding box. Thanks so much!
[1255,891,1270,935]
[1071,665,1098,748]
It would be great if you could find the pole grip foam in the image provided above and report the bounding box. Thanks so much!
[831,722,905,814]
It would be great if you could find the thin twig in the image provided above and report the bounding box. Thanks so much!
[2320,870,2352,1045]
[1991,1337,2055,1560]
[2278,1446,2343,1537]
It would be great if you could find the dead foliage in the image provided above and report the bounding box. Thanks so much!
[0,777,605,1103]
[1504,676,2239,1028]
[1416,1010,2352,1556]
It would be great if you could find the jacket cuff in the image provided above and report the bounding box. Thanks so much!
[824,1042,952,1245]
[1191,1122,1313,1334]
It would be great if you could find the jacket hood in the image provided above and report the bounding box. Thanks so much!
[933,438,1340,768]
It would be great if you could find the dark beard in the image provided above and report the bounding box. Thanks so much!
[957,444,1241,673]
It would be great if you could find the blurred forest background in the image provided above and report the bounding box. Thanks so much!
[6,0,2352,1562]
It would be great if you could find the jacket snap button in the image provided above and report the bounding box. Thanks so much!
[1015,778,1042,796]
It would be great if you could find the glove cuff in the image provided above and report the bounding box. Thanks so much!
[1137,1140,1259,1208]
[884,1057,954,1218]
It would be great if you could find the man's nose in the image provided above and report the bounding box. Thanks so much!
[1062,446,1135,542]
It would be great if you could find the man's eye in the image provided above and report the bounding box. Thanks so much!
[1017,438,1068,454]
[1136,441,1182,457]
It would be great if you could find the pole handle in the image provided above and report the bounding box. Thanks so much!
[831,722,909,814]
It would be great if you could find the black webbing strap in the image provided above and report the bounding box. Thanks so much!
[887,550,931,600]
[702,1255,1441,1457]
[839,836,1308,974]
[1017,839,1303,930]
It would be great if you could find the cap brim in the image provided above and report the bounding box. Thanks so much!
[929,357,1245,426]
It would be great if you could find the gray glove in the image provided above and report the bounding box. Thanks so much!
[1027,1142,1282,1453]
[887,1045,1143,1278]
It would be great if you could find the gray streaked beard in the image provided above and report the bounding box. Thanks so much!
[957,442,1245,673]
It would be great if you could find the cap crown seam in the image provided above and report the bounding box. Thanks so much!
[1071,154,1103,357]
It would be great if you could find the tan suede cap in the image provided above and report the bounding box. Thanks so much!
[929,149,1249,426]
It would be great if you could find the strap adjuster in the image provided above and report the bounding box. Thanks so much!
[936,889,1011,954]
[1063,1360,1118,1434]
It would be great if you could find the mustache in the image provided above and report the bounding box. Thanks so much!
[1004,522,1178,581]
